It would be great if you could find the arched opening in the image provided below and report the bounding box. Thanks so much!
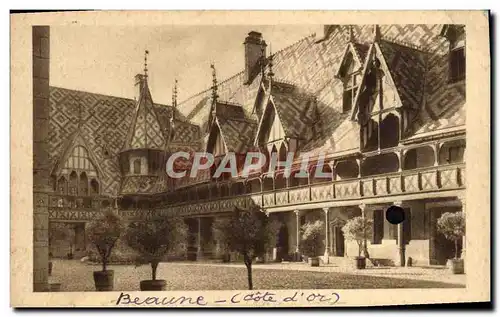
[197,185,209,200]
[219,184,229,197]
[79,172,88,196]
[309,162,333,184]
[50,175,57,192]
[57,176,67,195]
[90,179,99,195]
[209,184,219,199]
[278,142,288,168]
[404,146,435,170]
[361,153,399,176]
[362,119,379,152]
[231,182,245,196]
[266,144,279,174]
[246,178,262,193]
[379,114,400,149]
[335,160,359,180]
[69,171,78,196]
[289,170,309,188]
[262,176,274,192]
[439,139,466,164]
[133,159,141,175]
[274,172,287,190]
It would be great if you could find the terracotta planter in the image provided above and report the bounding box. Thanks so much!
[93,270,114,291]
[308,256,320,267]
[140,279,167,291]
[353,256,366,269]
[447,258,464,274]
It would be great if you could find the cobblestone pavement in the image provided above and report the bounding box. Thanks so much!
[185,260,466,286]
[49,260,465,292]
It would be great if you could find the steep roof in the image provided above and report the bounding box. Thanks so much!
[179,25,458,159]
[122,78,168,151]
[48,86,201,196]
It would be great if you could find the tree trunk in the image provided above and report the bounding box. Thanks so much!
[455,239,458,259]
[102,258,107,272]
[244,254,253,290]
[151,261,159,280]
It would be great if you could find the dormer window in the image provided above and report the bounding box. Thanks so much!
[449,45,465,83]
[442,25,466,84]
[341,53,360,113]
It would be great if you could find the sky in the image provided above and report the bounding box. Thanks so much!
[50,25,322,111]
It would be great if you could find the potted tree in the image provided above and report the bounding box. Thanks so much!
[437,212,465,274]
[212,206,276,290]
[86,210,124,291]
[342,216,373,269]
[300,220,324,267]
[125,217,188,291]
[213,218,232,263]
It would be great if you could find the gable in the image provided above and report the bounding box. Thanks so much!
[336,43,365,79]
[255,99,285,146]
[351,42,403,122]
[206,121,227,156]
[52,131,103,178]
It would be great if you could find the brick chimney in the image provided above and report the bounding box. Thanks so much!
[244,31,267,85]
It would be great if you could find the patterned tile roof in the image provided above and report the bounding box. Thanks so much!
[269,79,318,140]
[216,116,258,153]
[377,40,427,110]
[49,86,201,196]
[180,25,462,159]
[50,24,466,196]
[122,79,168,151]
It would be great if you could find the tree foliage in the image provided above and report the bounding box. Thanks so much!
[437,212,465,259]
[342,216,373,257]
[214,206,276,290]
[86,210,125,271]
[300,220,325,257]
[125,217,188,280]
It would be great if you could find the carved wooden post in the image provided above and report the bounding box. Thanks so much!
[394,201,406,267]
[323,208,330,264]
[197,217,203,260]
[294,210,302,261]
[359,203,370,258]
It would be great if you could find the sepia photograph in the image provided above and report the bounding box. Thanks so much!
[11,10,490,307]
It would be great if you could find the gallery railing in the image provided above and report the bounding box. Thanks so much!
[157,163,465,217]
[47,163,465,220]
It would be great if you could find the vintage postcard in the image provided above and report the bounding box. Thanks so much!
[11,10,490,307]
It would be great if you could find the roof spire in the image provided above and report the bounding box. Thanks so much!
[372,25,381,42]
[144,50,149,79]
[268,44,274,79]
[210,63,219,105]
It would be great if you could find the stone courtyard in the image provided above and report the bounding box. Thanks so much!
[49,260,465,292]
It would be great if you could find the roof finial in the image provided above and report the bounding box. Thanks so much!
[348,25,355,42]
[144,50,149,78]
[172,78,178,120]
[210,63,218,104]
[373,25,381,42]
[260,45,266,77]
[268,44,274,79]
